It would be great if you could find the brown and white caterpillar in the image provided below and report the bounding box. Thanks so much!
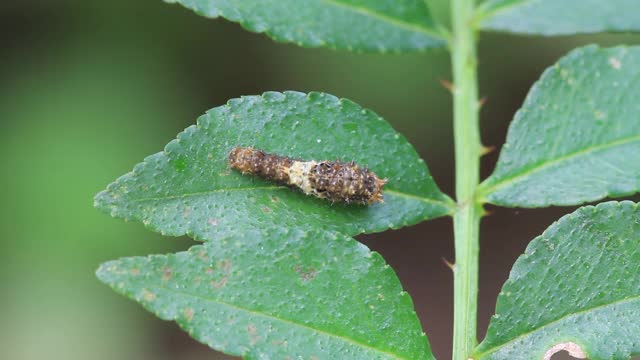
[228,147,387,205]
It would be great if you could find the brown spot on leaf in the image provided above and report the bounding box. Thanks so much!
[543,342,587,360]
[183,307,194,322]
[197,250,208,261]
[217,259,232,273]
[247,324,261,345]
[272,339,288,347]
[142,289,156,302]
[130,268,140,276]
[210,276,228,289]
[294,265,318,281]
[162,267,172,281]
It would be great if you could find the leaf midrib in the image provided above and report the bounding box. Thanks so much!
[125,185,454,209]
[153,283,412,360]
[474,294,640,358]
[480,134,640,198]
[478,0,536,23]
[321,0,445,40]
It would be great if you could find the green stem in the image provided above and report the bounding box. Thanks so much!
[450,0,482,359]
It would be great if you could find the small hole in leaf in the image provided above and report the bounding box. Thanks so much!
[544,342,586,360]
[549,352,584,360]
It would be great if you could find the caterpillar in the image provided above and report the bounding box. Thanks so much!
[228,147,387,205]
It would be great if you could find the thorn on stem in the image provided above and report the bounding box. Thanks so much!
[479,96,488,108]
[442,257,455,272]
[481,145,496,156]
[439,79,455,93]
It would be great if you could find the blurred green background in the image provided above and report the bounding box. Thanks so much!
[2,1,639,359]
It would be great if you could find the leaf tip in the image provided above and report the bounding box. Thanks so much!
[95,260,119,284]
[93,189,111,209]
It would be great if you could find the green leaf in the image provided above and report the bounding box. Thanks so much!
[479,0,640,35]
[479,45,640,207]
[97,228,435,360]
[163,0,446,53]
[95,91,453,240]
[474,201,640,360]
[479,0,640,36]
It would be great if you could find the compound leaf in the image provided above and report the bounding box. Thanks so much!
[475,201,640,360]
[95,91,453,241]
[479,45,640,207]
[164,0,446,52]
[97,227,435,360]
[479,0,640,35]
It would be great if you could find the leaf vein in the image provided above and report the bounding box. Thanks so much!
[321,0,444,39]
[126,186,454,210]
[154,284,410,360]
[480,134,640,197]
[477,0,535,23]
[475,295,640,358]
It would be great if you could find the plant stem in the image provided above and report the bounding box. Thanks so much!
[450,0,482,359]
